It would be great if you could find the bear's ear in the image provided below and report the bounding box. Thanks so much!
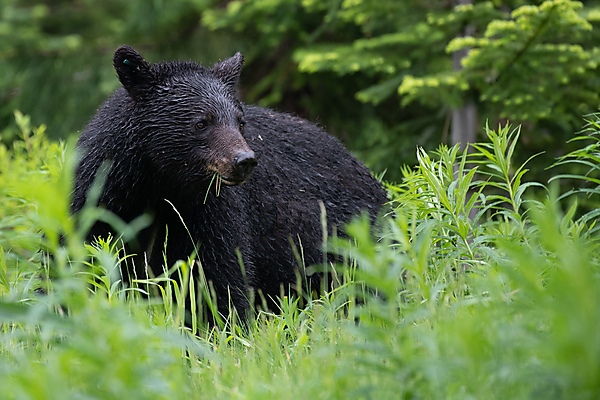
[113,45,156,100]
[212,52,244,88]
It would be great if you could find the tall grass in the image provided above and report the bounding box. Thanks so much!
[0,112,599,399]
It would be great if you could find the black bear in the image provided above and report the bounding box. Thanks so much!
[72,45,388,319]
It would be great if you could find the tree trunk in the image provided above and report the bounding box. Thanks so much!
[451,101,477,151]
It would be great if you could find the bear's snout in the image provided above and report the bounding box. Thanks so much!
[229,150,257,184]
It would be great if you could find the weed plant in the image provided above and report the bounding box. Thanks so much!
[0,112,599,399]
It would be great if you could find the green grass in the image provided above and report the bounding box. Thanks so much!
[0,111,599,399]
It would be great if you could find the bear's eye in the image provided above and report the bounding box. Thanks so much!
[195,120,208,131]
[239,121,245,132]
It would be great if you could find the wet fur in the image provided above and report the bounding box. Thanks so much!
[72,47,388,317]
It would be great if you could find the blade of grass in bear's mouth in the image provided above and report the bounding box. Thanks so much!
[204,173,222,203]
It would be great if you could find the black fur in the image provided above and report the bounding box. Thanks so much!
[72,46,388,318]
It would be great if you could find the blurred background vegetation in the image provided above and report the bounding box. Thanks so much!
[2,0,600,183]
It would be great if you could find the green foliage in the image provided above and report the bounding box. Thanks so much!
[292,0,600,128]
[1,113,599,398]
[0,111,67,297]
[0,299,199,400]
[550,113,600,231]
[443,0,597,124]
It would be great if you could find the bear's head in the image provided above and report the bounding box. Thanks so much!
[112,45,257,191]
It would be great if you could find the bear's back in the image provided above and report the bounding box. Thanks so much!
[226,105,387,298]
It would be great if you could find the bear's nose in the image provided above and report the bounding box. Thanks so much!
[233,151,257,178]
